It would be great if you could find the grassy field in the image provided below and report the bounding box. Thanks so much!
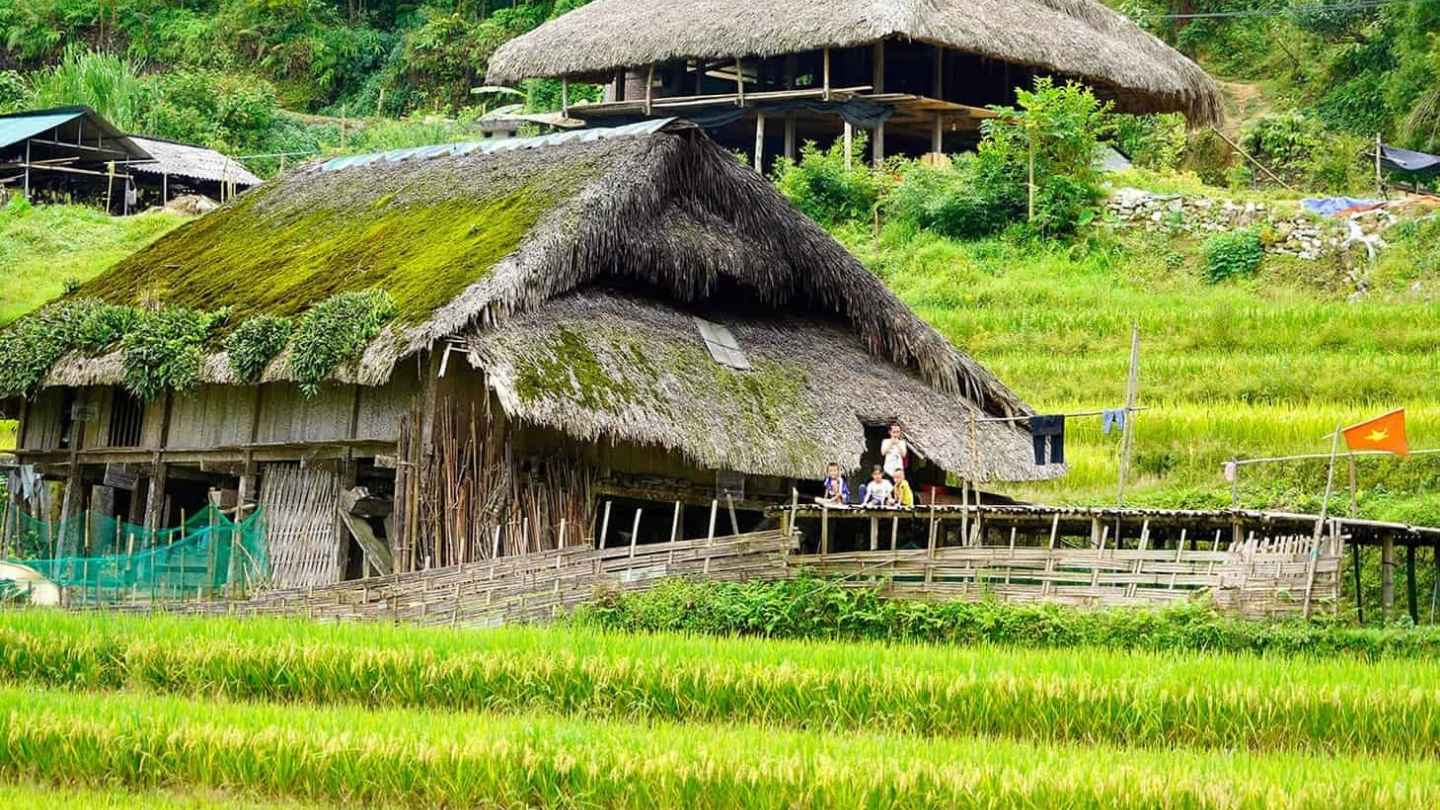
[1,611,1439,807]
[0,201,189,327]
[0,783,329,809]
[841,220,1440,523]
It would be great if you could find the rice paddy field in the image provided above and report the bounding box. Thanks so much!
[2,609,1440,807]
[843,221,1440,524]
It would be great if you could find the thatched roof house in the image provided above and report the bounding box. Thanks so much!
[126,136,263,191]
[4,120,1057,584]
[486,0,1220,168]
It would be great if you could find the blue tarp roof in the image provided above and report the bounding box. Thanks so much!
[318,118,677,173]
[0,109,85,150]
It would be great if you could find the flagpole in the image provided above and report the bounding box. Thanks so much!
[1303,424,1342,620]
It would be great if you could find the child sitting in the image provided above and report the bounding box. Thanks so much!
[892,467,915,508]
[820,462,849,506]
[860,465,894,508]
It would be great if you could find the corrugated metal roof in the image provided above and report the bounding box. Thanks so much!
[126,136,262,186]
[0,109,85,150]
[318,118,676,173]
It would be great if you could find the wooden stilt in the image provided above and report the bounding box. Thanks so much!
[1407,542,1418,623]
[670,501,682,544]
[629,509,641,558]
[1352,542,1364,624]
[598,500,612,549]
[1382,535,1396,621]
[707,500,718,541]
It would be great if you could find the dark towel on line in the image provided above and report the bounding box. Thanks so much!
[1030,415,1065,465]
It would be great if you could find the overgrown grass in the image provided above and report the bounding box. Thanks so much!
[6,685,1440,809]
[0,201,189,327]
[7,609,1440,757]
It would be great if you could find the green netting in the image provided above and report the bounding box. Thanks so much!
[7,507,268,604]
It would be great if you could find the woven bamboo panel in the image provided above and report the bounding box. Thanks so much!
[259,464,341,589]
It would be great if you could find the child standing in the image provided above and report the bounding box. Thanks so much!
[881,423,909,480]
[821,462,849,506]
[860,465,894,508]
[892,467,915,508]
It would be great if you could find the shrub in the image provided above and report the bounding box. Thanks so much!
[289,290,397,397]
[1203,229,1265,283]
[771,134,886,227]
[224,315,294,384]
[1110,113,1187,172]
[884,154,1023,239]
[121,306,230,400]
[983,78,1111,237]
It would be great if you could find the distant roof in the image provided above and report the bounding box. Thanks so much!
[0,106,148,157]
[487,0,1223,124]
[126,136,262,187]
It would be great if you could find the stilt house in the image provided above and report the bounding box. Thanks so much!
[1,121,1059,589]
[485,0,1223,169]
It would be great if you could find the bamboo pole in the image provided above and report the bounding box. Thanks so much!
[670,501,682,544]
[1303,426,1341,619]
[598,501,612,549]
[1353,542,1365,624]
[1407,543,1419,623]
[629,509,641,558]
[1117,325,1141,505]
[707,500,718,541]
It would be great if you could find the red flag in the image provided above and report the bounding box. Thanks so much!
[1342,409,1408,457]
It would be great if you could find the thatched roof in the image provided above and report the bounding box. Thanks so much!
[469,290,1058,482]
[486,0,1222,124]
[21,119,1054,479]
[126,136,263,187]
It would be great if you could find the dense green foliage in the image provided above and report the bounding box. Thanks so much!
[578,577,1439,655]
[120,306,229,400]
[223,316,294,383]
[779,79,1109,238]
[287,290,395,396]
[1202,227,1265,282]
[0,297,142,397]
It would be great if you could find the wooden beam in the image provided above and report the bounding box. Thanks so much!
[784,113,796,161]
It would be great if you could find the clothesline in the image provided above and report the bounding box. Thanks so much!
[973,406,1151,425]
[1233,447,1440,467]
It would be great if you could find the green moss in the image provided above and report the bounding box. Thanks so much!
[75,180,573,327]
[513,327,643,413]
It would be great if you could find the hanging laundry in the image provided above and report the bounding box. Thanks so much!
[1030,415,1066,465]
[1223,461,1237,483]
[1102,408,1127,435]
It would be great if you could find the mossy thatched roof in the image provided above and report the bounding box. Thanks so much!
[486,0,1222,124]
[470,290,1060,482]
[45,120,1033,421]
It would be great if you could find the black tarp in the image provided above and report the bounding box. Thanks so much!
[1380,144,1440,177]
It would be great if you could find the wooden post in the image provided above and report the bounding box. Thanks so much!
[820,504,829,560]
[23,140,31,199]
[1027,123,1036,223]
[598,500,612,549]
[870,517,879,551]
[726,493,739,536]
[561,78,570,116]
[843,123,853,170]
[931,113,944,156]
[1407,543,1418,623]
[735,59,745,106]
[1348,454,1358,515]
[1352,542,1365,624]
[1382,535,1395,621]
[706,500,718,541]
[890,516,899,552]
[1303,425,1341,619]
[670,501,682,544]
[754,113,766,173]
[645,63,655,116]
[784,114,797,161]
[872,41,886,168]
[1117,326,1141,505]
[1229,459,1240,507]
[933,44,944,98]
[162,172,168,203]
[823,48,835,100]
[629,508,641,558]
[1376,132,1384,196]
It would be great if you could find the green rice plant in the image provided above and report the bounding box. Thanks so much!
[0,782,329,810]
[5,611,1440,758]
[4,686,1440,809]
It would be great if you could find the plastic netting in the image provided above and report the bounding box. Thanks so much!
[7,506,267,603]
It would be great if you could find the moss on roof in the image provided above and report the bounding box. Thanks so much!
[75,144,617,327]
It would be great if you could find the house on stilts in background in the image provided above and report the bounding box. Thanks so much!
[0,106,260,213]
[484,0,1224,170]
[0,120,1060,591]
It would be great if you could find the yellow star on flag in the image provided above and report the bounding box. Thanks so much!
[1342,410,1408,457]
